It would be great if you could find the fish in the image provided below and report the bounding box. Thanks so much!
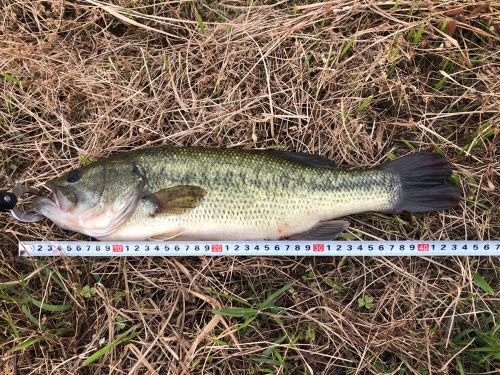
[33,147,460,241]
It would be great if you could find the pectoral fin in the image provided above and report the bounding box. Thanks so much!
[144,185,206,216]
[286,220,349,240]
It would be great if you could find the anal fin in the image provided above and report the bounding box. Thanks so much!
[286,220,349,240]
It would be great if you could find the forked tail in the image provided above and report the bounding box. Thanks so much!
[383,152,460,213]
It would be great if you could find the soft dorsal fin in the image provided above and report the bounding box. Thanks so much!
[254,150,337,169]
[286,220,349,240]
[144,185,206,216]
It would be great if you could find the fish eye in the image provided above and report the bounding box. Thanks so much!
[67,170,82,183]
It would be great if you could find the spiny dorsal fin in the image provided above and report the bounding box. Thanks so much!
[286,220,349,240]
[254,150,337,169]
[144,185,206,216]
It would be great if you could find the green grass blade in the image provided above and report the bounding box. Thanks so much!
[386,152,398,160]
[458,123,494,156]
[0,292,22,302]
[10,337,44,352]
[43,268,66,291]
[237,314,258,332]
[339,37,355,61]
[83,329,137,366]
[355,96,373,114]
[207,289,252,306]
[251,356,282,366]
[1,71,26,87]
[472,273,494,295]
[29,296,71,312]
[212,307,259,317]
[401,139,416,151]
[466,198,491,210]
[467,346,497,353]
[2,312,20,338]
[258,283,293,309]
[434,76,447,91]
[452,328,475,344]
[79,155,93,165]
[21,305,43,327]
[455,357,465,375]
[212,338,231,346]
[194,8,205,33]
[412,24,425,44]
[0,280,23,291]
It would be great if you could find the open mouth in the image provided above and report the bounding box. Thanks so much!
[50,189,61,209]
[45,184,75,212]
[42,182,61,210]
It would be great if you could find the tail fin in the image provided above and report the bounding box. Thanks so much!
[384,152,460,213]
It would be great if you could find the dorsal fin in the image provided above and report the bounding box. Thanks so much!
[253,150,337,169]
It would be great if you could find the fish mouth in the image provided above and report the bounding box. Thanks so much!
[45,183,76,212]
[50,189,61,209]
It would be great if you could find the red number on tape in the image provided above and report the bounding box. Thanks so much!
[211,244,223,252]
[313,244,325,252]
[112,244,123,253]
[417,244,429,252]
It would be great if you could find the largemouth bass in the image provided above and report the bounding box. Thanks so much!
[33,147,460,240]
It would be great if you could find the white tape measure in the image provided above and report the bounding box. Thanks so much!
[19,240,499,257]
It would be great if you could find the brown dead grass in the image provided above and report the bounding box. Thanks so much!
[0,1,499,374]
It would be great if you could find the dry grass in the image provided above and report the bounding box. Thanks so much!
[0,0,499,374]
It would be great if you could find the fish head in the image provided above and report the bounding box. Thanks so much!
[33,160,145,238]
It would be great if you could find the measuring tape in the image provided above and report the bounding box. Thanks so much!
[19,240,499,257]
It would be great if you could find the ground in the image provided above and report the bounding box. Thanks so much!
[0,1,499,374]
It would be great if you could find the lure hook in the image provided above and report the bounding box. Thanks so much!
[1,186,44,223]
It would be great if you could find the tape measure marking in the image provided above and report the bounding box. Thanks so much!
[18,240,499,257]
